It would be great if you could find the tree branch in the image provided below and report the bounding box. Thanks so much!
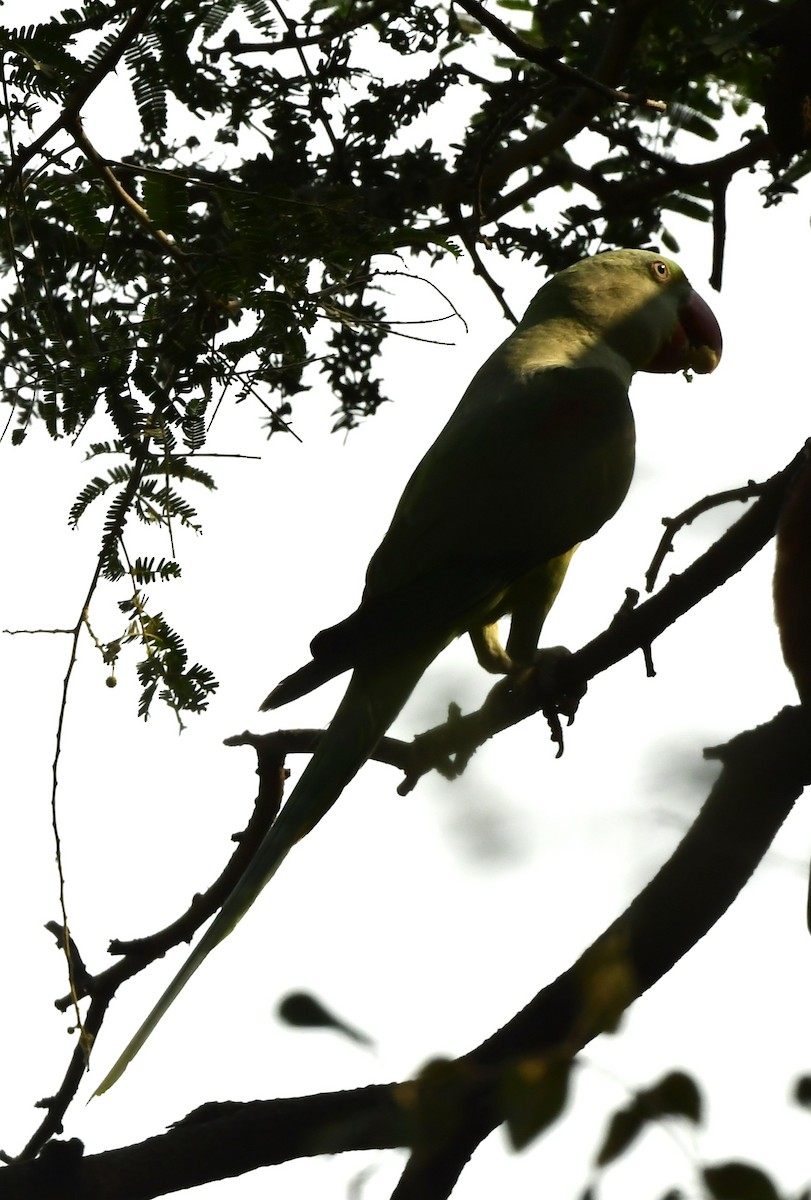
[67,119,193,278]
[473,0,659,195]
[393,447,804,790]
[392,706,811,1198]
[456,0,666,112]
[229,447,800,802]
[18,750,288,1161]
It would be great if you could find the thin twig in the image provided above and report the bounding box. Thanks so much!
[68,117,192,277]
[645,480,768,592]
[444,198,518,324]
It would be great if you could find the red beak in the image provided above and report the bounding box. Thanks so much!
[645,289,723,375]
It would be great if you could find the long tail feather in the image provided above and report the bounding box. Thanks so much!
[94,650,432,1095]
[260,654,346,710]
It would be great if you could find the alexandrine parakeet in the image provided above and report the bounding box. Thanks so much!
[95,249,722,1093]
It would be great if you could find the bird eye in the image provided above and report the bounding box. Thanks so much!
[651,259,670,281]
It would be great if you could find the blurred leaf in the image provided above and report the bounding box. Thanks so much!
[596,1071,702,1167]
[703,1162,782,1200]
[276,991,374,1047]
[502,1055,573,1151]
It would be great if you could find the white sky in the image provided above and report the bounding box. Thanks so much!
[2,4,811,1198]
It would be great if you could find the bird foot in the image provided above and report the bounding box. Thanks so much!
[524,646,585,757]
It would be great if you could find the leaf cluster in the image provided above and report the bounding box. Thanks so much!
[0,0,795,441]
[0,0,804,714]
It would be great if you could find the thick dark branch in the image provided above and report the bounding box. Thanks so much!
[2,1086,405,1199]
[597,135,771,217]
[392,706,811,1198]
[440,134,772,245]
[477,712,811,1065]
[387,448,804,791]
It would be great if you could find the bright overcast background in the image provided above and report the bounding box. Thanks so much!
[2,4,811,1198]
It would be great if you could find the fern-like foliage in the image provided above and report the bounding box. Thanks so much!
[126,606,218,721]
[68,450,214,528]
[130,557,182,584]
[125,31,168,144]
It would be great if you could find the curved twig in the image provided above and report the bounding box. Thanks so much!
[645,480,769,593]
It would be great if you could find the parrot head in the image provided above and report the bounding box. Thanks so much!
[518,249,722,379]
[640,257,723,376]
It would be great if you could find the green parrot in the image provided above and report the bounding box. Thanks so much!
[95,249,721,1093]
